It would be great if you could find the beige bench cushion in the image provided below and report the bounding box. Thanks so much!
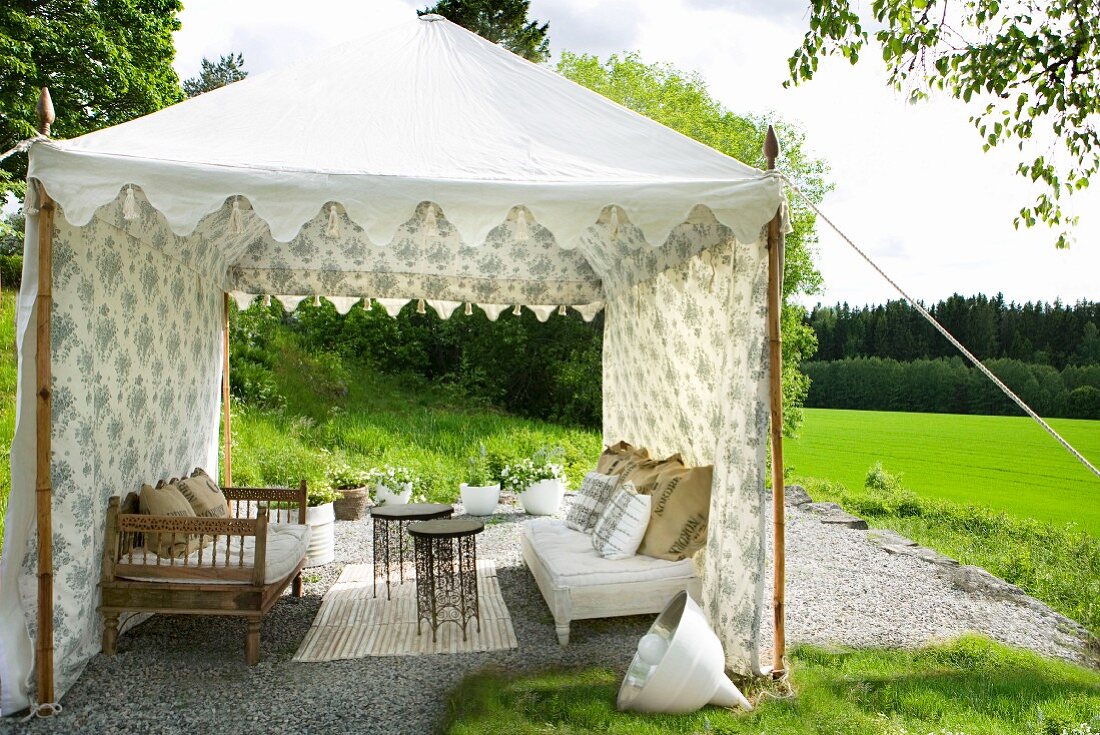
[116,523,310,585]
[523,518,695,588]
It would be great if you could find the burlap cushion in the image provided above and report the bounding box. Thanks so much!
[595,441,649,475]
[637,464,713,561]
[178,470,228,519]
[617,453,684,495]
[139,482,201,558]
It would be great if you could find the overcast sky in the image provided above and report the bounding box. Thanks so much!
[173,0,1100,308]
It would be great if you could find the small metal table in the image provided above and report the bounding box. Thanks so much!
[371,503,453,599]
[408,519,484,642]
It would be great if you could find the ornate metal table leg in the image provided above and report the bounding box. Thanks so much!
[458,533,479,638]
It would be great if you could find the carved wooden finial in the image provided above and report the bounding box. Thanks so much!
[764,124,780,170]
[36,87,55,136]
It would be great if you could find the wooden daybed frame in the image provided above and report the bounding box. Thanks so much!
[99,483,309,665]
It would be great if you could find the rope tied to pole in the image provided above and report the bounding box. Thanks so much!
[20,701,63,722]
[765,171,1100,482]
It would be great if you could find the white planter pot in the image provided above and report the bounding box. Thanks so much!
[460,482,500,516]
[305,502,335,567]
[375,481,413,506]
[519,478,565,516]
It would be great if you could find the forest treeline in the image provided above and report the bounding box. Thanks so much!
[808,294,1100,369]
[804,294,1100,419]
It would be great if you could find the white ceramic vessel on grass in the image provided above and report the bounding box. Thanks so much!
[519,478,565,515]
[375,481,413,506]
[304,502,335,567]
[460,482,501,516]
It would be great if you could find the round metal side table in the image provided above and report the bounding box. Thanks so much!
[370,502,453,599]
[408,519,484,642]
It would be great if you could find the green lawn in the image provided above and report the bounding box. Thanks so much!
[442,636,1100,735]
[786,408,1100,534]
[0,290,17,543]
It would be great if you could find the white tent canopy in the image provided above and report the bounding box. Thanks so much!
[1,14,785,714]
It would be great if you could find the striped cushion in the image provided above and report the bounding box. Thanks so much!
[564,472,620,534]
[591,483,650,560]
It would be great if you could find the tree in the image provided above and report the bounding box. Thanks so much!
[558,52,830,434]
[419,0,549,62]
[789,0,1100,248]
[0,1,184,202]
[182,53,248,97]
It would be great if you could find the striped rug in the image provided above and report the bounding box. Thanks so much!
[293,559,518,661]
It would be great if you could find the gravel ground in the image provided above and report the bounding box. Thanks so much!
[2,495,1094,733]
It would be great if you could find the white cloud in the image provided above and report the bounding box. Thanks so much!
[172,0,1100,307]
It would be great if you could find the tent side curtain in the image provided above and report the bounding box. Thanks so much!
[0,207,224,714]
[601,233,771,676]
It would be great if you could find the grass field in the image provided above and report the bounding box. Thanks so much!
[786,408,1100,535]
[443,636,1100,735]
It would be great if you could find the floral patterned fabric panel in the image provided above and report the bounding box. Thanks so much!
[601,232,771,675]
[16,207,223,700]
[229,202,602,305]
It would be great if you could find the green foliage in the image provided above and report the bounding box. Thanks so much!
[0,291,16,548]
[786,408,1100,533]
[419,0,549,61]
[557,51,830,435]
[0,0,184,200]
[182,53,247,97]
[225,310,601,504]
[803,357,1100,418]
[464,444,496,487]
[803,464,1100,639]
[442,636,1100,734]
[789,0,1100,248]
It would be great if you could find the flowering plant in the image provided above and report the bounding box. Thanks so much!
[326,457,369,490]
[364,465,417,490]
[306,485,340,507]
[500,448,565,495]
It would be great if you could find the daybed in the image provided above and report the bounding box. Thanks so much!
[99,483,310,665]
[522,518,700,645]
[522,442,711,645]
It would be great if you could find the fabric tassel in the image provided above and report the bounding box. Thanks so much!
[326,204,341,238]
[464,302,473,316]
[122,185,138,221]
[608,206,620,239]
[515,209,528,241]
[512,304,522,316]
[558,304,567,316]
[229,197,244,235]
[363,297,371,310]
[23,183,38,216]
[416,298,427,315]
[424,204,438,237]
[262,294,271,308]
[313,295,321,307]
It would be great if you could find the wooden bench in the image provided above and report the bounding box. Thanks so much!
[99,484,310,665]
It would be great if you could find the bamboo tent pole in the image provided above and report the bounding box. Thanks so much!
[33,86,57,709]
[764,124,787,677]
[222,293,232,487]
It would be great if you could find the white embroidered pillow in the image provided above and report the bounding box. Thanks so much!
[565,472,620,533]
[591,483,651,560]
